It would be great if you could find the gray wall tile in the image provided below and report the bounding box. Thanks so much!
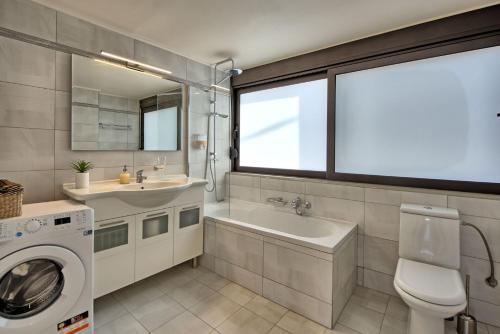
[365,188,447,207]
[0,127,54,171]
[55,130,133,169]
[187,59,212,85]
[55,91,71,130]
[363,236,399,275]
[0,0,56,41]
[0,36,55,89]
[0,82,54,129]
[305,181,364,202]
[55,52,71,92]
[57,12,134,58]
[364,203,400,241]
[449,196,500,220]
[134,40,187,80]
[0,170,54,203]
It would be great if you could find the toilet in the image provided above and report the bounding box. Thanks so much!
[394,204,467,334]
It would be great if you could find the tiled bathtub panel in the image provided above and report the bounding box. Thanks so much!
[214,258,262,294]
[334,234,357,292]
[215,225,263,275]
[263,242,333,303]
[263,278,332,328]
[204,220,216,255]
[332,234,357,325]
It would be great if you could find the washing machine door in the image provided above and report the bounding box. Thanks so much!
[0,245,86,334]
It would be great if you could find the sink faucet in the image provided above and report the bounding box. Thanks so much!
[136,170,147,183]
[290,197,311,216]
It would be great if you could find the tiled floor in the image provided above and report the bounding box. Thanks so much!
[94,262,499,334]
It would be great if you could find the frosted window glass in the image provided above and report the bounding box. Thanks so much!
[335,46,500,183]
[239,79,327,171]
[144,106,177,150]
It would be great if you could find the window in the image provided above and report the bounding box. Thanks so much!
[235,38,500,193]
[236,75,328,176]
[330,43,500,191]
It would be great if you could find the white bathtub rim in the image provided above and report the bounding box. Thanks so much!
[205,214,356,254]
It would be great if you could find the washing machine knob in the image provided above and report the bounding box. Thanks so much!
[25,219,41,233]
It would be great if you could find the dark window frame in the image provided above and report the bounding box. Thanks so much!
[233,72,328,179]
[233,33,500,194]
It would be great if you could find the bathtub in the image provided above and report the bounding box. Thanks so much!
[205,200,356,253]
[203,200,358,328]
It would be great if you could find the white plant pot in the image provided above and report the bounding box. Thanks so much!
[75,172,90,189]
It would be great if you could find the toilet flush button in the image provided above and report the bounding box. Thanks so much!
[25,219,42,233]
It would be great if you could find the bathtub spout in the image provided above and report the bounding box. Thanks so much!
[291,197,312,216]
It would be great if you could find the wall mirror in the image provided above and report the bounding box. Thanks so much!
[71,54,183,151]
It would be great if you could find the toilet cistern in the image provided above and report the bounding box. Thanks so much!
[394,204,466,334]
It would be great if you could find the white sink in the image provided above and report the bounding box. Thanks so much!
[63,175,207,207]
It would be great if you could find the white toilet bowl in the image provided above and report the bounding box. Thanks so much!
[394,259,466,334]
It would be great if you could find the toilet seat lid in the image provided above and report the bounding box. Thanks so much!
[395,258,465,306]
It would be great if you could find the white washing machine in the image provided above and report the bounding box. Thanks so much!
[0,200,93,334]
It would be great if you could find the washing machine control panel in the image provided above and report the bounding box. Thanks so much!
[0,209,92,242]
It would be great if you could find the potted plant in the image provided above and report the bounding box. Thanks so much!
[71,160,94,189]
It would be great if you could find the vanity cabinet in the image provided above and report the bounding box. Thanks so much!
[84,186,205,298]
[174,202,203,266]
[135,208,174,281]
[94,216,135,298]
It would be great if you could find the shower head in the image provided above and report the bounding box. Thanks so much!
[215,68,243,85]
[227,68,243,77]
[213,58,243,85]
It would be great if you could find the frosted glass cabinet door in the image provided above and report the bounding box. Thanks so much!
[135,209,174,281]
[334,45,500,184]
[94,216,135,298]
[174,203,203,266]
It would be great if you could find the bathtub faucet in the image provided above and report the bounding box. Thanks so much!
[290,197,311,216]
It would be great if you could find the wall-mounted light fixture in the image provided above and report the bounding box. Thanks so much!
[99,51,172,75]
[94,58,164,79]
[210,84,230,92]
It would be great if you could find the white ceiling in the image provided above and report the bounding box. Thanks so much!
[34,0,499,69]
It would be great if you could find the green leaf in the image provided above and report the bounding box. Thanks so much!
[71,160,94,173]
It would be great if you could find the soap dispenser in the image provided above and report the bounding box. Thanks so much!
[119,165,130,184]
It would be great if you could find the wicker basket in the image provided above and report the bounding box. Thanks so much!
[0,180,23,219]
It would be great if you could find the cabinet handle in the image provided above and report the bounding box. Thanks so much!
[146,211,167,218]
[98,220,125,228]
[181,205,199,211]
